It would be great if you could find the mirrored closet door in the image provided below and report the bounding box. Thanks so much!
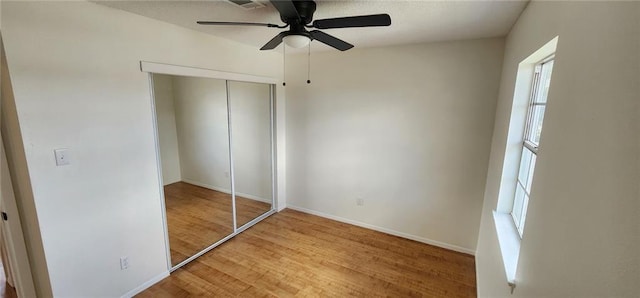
[147,66,276,270]
[228,81,273,228]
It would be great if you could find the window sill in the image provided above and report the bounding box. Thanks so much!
[492,211,520,289]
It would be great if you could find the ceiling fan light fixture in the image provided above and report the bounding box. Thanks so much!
[283,35,310,48]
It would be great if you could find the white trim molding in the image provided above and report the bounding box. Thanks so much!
[287,205,476,255]
[493,211,520,288]
[140,61,278,84]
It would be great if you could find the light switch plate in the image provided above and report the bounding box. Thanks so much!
[54,149,71,166]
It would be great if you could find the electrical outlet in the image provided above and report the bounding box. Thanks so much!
[224,171,229,178]
[120,256,130,270]
[356,198,364,206]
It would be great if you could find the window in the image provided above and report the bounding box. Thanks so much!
[494,37,557,286]
[511,57,554,236]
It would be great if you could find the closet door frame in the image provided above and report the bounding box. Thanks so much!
[141,61,278,272]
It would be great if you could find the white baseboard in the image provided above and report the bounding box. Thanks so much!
[181,179,272,204]
[277,204,287,212]
[121,271,169,298]
[162,177,180,186]
[286,205,476,256]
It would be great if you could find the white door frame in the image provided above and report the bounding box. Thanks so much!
[0,34,37,297]
[0,141,36,297]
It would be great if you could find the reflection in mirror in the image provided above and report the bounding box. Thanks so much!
[228,81,273,228]
[152,74,234,266]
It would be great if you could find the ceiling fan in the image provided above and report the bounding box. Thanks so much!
[197,0,392,51]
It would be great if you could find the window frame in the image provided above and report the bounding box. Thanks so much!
[510,55,555,237]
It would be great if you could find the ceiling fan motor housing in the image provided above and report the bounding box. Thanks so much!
[284,0,316,24]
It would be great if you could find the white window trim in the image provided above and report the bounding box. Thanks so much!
[493,36,558,290]
[493,211,520,288]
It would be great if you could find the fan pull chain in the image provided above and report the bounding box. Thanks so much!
[282,44,286,87]
[307,42,311,84]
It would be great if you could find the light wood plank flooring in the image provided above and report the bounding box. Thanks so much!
[165,182,272,265]
[140,209,476,297]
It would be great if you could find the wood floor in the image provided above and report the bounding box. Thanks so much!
[139,209,477,297]
[0,262,16,298]
[165,182,272,265]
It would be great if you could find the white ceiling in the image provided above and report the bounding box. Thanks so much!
[94,0,528,52]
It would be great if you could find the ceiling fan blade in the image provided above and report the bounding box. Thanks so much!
[260,32,287,50]
[197,21,285,28]
[312,14,391,29]
[269,0,300,21]
[310,30,353,51]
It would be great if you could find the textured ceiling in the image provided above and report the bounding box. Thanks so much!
[94,0,528,52]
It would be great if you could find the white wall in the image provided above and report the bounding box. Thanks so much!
[285,38,505,253]
[152,74,181,185]
[475,2,640,297]
[0,1,282,297]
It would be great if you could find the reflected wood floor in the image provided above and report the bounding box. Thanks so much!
[165,182,271,265]
[140,209,476,297]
